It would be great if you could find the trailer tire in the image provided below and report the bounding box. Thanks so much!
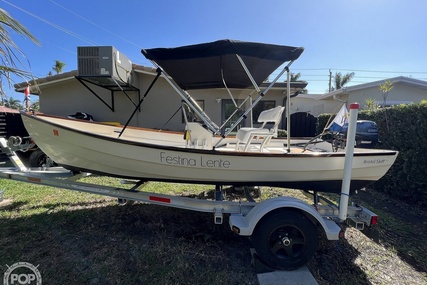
[252,210,318,270]
[29,149,55,168]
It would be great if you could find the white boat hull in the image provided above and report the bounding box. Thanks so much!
[21,113,398,193]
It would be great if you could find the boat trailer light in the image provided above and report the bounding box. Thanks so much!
[231,226,240,234]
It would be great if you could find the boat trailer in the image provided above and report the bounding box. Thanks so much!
[0,103,380,270]
[0,158,379,269]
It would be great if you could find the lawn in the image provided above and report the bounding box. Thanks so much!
[0,175,426,285]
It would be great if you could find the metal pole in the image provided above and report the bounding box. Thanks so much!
[286,68,291,152]
[144,57,220,134]
[236,54,261,93]
[221,61,295,139]
[118,70,161,138]
[339,102,359,221]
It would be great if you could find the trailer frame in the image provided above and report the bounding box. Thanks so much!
[0,136,380,270]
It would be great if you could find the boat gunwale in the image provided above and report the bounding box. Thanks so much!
[21,112,398,159]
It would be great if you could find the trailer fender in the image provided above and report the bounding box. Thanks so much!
[229,196,341,240]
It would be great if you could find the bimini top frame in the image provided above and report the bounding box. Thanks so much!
[139,40,304,145]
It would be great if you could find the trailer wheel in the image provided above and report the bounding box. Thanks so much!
[29,149,55,168]
[252,210,318,270]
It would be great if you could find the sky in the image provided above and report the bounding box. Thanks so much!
[2,0,427,103]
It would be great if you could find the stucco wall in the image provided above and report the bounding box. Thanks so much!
[38,72,298,131]
[40,79,142,127]
[36,72,427,133]
[348,84,424,107]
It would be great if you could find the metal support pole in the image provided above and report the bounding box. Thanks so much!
[143,57,220,134]
[219,61,296,140]
[286,67,291,153]
[236,54,261,93]
[118,69,162,138]
[215,184,223,201]
[339,103,359,221]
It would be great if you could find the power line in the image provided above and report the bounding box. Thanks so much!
[2,0,147,66]
[293,68,427,74]
[46,0,142,48]
[329,68,427,74]
[1,0,99,46]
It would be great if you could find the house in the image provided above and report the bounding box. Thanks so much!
[15,71,427,138]
[15,44,427,138]
[14,64,309,134]
[315,76,427,112]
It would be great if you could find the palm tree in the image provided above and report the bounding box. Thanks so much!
[290,72,301,81]
[379,80,394,107]
[3,97,22,110]
[0,8,39,97]
[334,72,355,90]
[52,60,66,74]
[364,98,379,111]
[30,99,40,111]
[286,72,308,94]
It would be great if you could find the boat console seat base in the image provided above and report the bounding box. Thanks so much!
[236,106,285,152]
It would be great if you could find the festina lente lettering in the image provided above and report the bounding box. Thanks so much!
[160,152,230,168]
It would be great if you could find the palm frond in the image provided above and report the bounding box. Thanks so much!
[0,8,40,96]
[334,72,355,90]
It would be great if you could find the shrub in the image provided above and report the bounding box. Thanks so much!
[317,102,427,208]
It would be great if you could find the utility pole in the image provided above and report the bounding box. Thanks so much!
[328,69,332,92]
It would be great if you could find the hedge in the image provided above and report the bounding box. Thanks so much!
[317,102,427,208]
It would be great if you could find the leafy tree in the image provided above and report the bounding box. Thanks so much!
[52,60,66,74]
[379,80,394,107]
[334,72,355,90]
[0,8,39,98]
[30,99,39,111]
[286,72,308,93]
[290,72,301,81]
[364,98,379,111]
[2,96,22,109]
[378,80,394,131]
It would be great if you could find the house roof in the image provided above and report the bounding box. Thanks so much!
[14,65,158,95]
[259,81,308,90]
[316,76,427,100]
[14,64,307,95]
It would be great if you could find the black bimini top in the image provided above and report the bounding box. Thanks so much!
[141,39,304,90]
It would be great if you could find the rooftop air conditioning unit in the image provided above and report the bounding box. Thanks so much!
[77,46,132,85]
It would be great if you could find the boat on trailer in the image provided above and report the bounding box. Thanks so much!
[0,134,382,271]
[21,39,397,194]
[6,40,400,270]
[21,112,397,194]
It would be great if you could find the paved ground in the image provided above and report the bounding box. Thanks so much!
[250,249,318,285]
[257,266,318,285]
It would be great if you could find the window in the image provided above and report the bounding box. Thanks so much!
[182,100,204,123]
[252,101,276,123]
[221,99,243,133]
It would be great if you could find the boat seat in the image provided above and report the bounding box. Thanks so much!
[236,106,285,152]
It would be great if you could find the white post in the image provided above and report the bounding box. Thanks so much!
[286,68,291,152]
[339,102,359,221]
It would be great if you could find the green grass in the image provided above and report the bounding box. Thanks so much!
[0,178,258,285]
[1,176,426,285]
